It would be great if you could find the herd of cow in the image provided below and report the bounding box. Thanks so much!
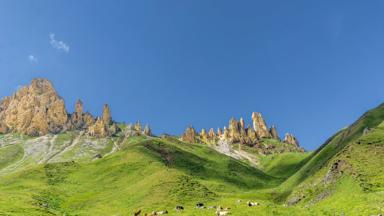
[133,200,260,216]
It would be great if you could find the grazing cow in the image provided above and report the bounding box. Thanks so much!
[175,205,184,211]
[247,201,259,207]
[134,209,142,216]
[237,199,242,203]
[144,210,168,216]
[216,209,230,216]
[217,206,231,211]
[196,203,205,209]
[156,210,168,215]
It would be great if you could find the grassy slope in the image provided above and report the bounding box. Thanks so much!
[0,136,289,215]
[1,102,384,215]
[271,104,384,215]
[277,103,384,197]
[284,122,384,215]
[259,152,311,178]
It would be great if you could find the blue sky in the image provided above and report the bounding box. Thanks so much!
[1,1,384,150]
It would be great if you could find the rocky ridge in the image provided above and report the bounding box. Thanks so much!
[0,79,118,137]
[181,112,304,154]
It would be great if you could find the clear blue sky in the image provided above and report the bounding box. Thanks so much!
[1,1,384,150]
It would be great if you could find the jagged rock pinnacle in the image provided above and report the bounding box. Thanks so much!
[252,112,271,138]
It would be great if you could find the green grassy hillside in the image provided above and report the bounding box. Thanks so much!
[1,104,384,215]
[274,104,384,215]
[0,134,294,215]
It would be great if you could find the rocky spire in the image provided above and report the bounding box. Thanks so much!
[239,117,245,130]
[134,121,142,132]
[229,118,240,142]
[284,133,299,146]
[208,128,216,139]
[75,99,84,114]
[217,128,223,136]
[223,126,230,139]
[270,125,280,141]
[181,126,197,143]
[143,125,152,136]
[200,128,208,143]
[247,125,258,143]
[102,104,112,125]
[252,112,271,138]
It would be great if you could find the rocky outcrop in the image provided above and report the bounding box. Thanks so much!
[123,122,152,137]
[70,100,95,130]
[87,104,117,138]
[0,79,68,136]
[143,125,152,136]
[181,126,197,143]
[180,112,304,154]
[284,133,299,146]
[0,78,119,138]
[252,112,271,138]
[270,126,280,141]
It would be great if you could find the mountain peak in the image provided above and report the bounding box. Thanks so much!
[0,78,118,137]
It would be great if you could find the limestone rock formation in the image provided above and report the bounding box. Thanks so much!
[208,128,216,140]
[181,126,197,143]
[0,78,119,138]
[0,79,68,136]
[70,100,95,130]
[134,121,142,132]
[102,104,112,126]
[87,104,117,138]
[252,112,271,138]
[143,125,152,136]
[200,128,208,143]
[284,133,299,146]
[180,112,303,154]
[270,126,280,141]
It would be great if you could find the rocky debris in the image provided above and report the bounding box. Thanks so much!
[0,78,119,138]
[252,112,271,138]
[324,159,351,184]
[93,154,103,159]
[181,126,197,143]
[123,122,153,137]
[287,195,305,206]
[363,127,371,135]
[180,112,303,154]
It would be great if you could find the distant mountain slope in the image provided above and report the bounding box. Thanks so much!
[276,103,384,215]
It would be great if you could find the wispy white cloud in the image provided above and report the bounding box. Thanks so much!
[28,55,38,63]
[49,33,70,53]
